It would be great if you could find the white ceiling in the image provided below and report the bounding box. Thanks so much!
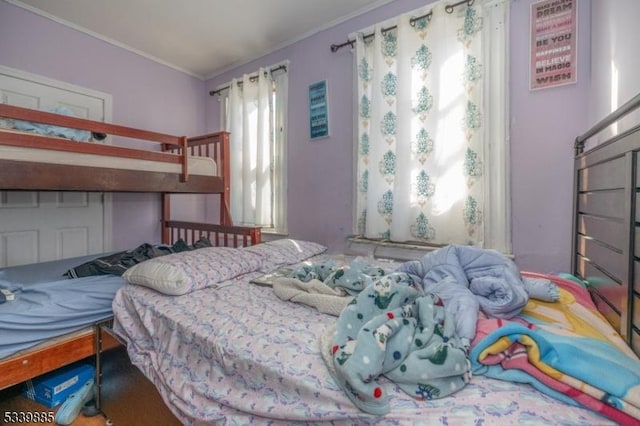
[9,0,393,80]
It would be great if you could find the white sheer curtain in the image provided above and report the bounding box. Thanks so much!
[354,0,509,252]
[223,68,275,227]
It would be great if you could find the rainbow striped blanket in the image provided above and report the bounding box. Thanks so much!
[470,272,640,424]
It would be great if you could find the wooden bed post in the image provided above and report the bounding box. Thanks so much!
[219,132,233,225]
[250,227,262,246]
[180,136,189,182]
[162,193,170,244]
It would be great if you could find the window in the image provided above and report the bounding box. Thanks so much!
[353,0,510,253]
[218,64,288,233]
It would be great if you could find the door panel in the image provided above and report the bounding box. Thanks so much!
[0,68,111,266]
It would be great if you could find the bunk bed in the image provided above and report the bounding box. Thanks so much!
[103,96,640,424]
[0,104,261,391]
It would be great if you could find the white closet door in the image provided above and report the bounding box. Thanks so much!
[0,67,112,267]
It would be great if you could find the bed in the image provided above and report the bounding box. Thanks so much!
[0,103,262,391]
[109,242,639,425]
[0,253,126,390]
[572,92,640,358]
[104,93,640,425]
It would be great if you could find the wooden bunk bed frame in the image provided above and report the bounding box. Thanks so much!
[0,104,261,391]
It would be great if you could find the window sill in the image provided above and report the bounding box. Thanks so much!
[259,228,288,242]
[345,236,440,261]
[345,236,514,261]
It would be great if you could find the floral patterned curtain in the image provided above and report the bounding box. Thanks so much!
[354,1,508,250]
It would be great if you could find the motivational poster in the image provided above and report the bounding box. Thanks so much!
[530,0,577,90]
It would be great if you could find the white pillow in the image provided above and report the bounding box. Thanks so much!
[123,246,262,295]
[243,239,327,271]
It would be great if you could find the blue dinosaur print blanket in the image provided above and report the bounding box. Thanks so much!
[325,245,557,415]
[328,272,471,415]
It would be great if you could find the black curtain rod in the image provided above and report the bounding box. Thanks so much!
[330,0,475,53]
[209,64,287,96]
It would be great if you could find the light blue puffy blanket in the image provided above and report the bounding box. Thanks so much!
[395,244,556,346]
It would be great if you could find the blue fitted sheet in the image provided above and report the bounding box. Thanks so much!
[0,253,125,359]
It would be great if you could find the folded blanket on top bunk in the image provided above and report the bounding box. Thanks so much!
[10,106,92,142]
[470,272,640,423]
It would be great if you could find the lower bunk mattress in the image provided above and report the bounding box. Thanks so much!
[0,253,126,359]
[111,251,632,425]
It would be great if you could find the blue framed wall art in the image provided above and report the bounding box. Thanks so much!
[308,80,329,139]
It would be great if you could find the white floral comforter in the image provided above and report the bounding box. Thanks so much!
[112,255,613,425]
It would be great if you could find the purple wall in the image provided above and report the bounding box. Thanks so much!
[0,0,592,272]
[0,1,208,251]
[206,0,591,272]
[509,0,590,272]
